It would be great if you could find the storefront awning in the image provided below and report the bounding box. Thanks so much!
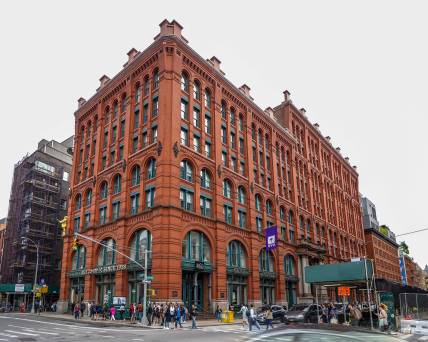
[305,259,374,285]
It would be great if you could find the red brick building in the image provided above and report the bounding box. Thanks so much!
[59,20,365,313]
[404,255,424,288]
[364,228,400,283]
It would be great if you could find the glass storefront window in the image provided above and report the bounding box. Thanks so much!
[72,245,86,270]
[98,238,116,266]
[182,230,211,263]
[129,229,152,262]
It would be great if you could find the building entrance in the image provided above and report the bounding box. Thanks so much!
[70,277,85,304]
[182,272,206,311]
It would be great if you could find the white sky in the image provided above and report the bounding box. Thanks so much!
[1,1,427,267]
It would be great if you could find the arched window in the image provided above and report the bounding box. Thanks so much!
[121,93,127,113]
[238,114,244,131]
[227,240,247,268]
[255,194,262,211]
[200,168,211,189]
[265,133,269,149]
[180,160,193,182]
[284,255,296,276]
[97,238,116,266]
[182,230,211,263]
[181,72,189,92]
[258,248,274,272]
[280,206,285,221]
[104,106,110,122]
[251,123,256,139]
[258,129,263,145]
[299,216,304,230]
[129,229,152,262]
[204,88,211,109]
[85,189,92,207]
[266,200,273,215]
[143,75,150,95]
[193,80,200,100]
[288,210,294,225]
[146,158,156,179]
[131,165,141,186]
[230,107,236,124]
[237,186,246,204]
[100,181,108,200]
[223,179,232,198]
[135,82,141,103]
[72,245,86,270]
[153,68,159,89]
[113,174,122,194]
[221,101,227,120]
[113,100,118,118]
[75,194,82,210]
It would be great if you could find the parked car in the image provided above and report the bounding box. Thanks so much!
[284,304,323,323]
[256,304,287,323]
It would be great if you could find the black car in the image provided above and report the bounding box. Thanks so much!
[284,304,323,323]
[256,304,287,323]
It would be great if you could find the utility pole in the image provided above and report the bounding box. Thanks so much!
[364,257,374,329]
[74,232,151,325]
[22,237,39,314]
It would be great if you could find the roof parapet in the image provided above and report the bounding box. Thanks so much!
[239,84,253,100]
[154,19,188,43]
[97,75,110,91]
[77,97,86,108]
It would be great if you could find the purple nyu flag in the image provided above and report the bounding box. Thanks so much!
[265,225,277,251]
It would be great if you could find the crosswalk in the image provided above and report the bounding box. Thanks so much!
[400,334,428,341]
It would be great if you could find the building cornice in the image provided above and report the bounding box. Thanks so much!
[365,227,399,247]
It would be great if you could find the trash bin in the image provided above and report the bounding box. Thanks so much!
[227,310,234,323]
[221,311,229,323]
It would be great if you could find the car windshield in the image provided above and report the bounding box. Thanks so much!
[290,304,309,312]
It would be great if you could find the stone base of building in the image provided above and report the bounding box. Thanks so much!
[297,296,314,304]
[248,300,262,308]
[211,299,229,311]
[56,300,69,314]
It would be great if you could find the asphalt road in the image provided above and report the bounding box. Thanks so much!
[0,314,420,342]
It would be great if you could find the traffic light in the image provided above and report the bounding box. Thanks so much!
[71,236,78,251]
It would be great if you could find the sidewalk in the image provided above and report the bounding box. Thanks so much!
[26,312,241,329]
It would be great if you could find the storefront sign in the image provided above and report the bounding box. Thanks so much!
[68,264,127,277]
[265,225,277,251]
[14,284,25,293]
[113,296,126,305]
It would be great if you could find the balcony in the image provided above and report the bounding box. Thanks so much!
[226,266,250,276]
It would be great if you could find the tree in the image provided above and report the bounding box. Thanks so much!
[399,241,409,255]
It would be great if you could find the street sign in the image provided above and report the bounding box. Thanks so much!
[138,274,154,281]
[40,286,48,294]
[338,286,351,296]
[15,284,25,293]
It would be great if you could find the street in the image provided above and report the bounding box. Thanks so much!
[0,313,423,342]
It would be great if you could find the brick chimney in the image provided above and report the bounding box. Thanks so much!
[78,97,86,108]
[207,56,225,75]
[264,107,274,118]
[239,84,253,100]
[314,123,320,129]
[353,165,358,170]
[283,90,291,102]
[154,19,188,43]
[345,157,350,163]
[300,108,307,117]
[97,75,110,91]
[325,136,331,142]
[336,147,341,154]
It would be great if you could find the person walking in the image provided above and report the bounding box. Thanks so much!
[147,303,153,326]
[348,303,362,327]
[249,304,260,331]
[73,303,81,320]
[190,304,197,329]
[164,304,171,329]
[110,305,116,320]
[215,305,222,322]
[80,302,86,318]
[265,307,274,330]
[239,304,249,328]
[175,304,183,328]
[378,303,388,332]
[130,303,136,324]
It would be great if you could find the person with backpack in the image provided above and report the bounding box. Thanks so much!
[73,302,81,320]
[190,304,197,329]
[348,303,362,326]
[239,304,249,328]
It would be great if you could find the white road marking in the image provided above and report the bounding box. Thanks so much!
[418,336,428,341]
[0,332,18,338]
[5,329,39,336]
[8,324,60,335]
[132,339,145,341]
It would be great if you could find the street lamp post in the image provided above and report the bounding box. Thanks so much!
[22,237,39,314]
[141,249,152,326]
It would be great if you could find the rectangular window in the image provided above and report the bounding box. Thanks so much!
[200,196,212,217]
[193,135,201,153]
[224,205,233,224]
[222,151,227,167]
[102,156,106,170]
[103,131,108,148]
[73,216,80,233]
[239,161,245,176]
[63,171,69,182]
[118,145,124,160]
[180,127,189,146]
[238,210,246,228]
[145,188,155,208]
[259,151,264,167]
[180,99,188,120]
[266,155,271,171]
[110,150,116,165]
[281,226,287,240]
[112,201,120,220]
[204,115,211,134]
[142,132,148,147]
[120,119,125,138]
[152,97,159,117]
[133,136,138,153]
[230,132,236,149]
[134,109,140,129]
[99,207,107,225]
[254,169,258,183]
[193,107,200,128]
[205,141,212,158]
[152,126,158,143]
[221,126,227,144]
[84,213,91,228]
[252,147,257,162]
[239,138,245,154]
[289,229,295,243]
[256,217,263,233]
[180,189,194,212]
[231,157,237,172]
[112,126,117,142]
[143,104,148,124]
[130,193,140,215]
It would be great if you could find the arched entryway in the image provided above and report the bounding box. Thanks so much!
[259,248,276,305]
[95,238,116,305]
[284,254,298,307]
[182,230,212,311]
[69,245,86,304]
[226,240,249,308]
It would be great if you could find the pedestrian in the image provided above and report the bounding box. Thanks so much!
[80,301,86,317]
[137,302,143,322]
[239,304,249,327]
[147,303,153,326]
[190,304,197,329]
[130,303,136,324]
[215,305,222,322]
[249,304,260,331]
[321,304,328,323]
[110,305,116,320]
[164,303,171,329]
[181,305,186,324]
[378,303,388,332]
[265,307,274,330]
[73,302,81,320]
[348,303,362,327]
[169,303,176,329]
[175,304,183,328]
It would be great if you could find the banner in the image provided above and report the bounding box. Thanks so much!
[265,225,277,251]
[399,255,407,286]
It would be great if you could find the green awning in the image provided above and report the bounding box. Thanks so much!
[305,259,374,284]
[0,283,33,293]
